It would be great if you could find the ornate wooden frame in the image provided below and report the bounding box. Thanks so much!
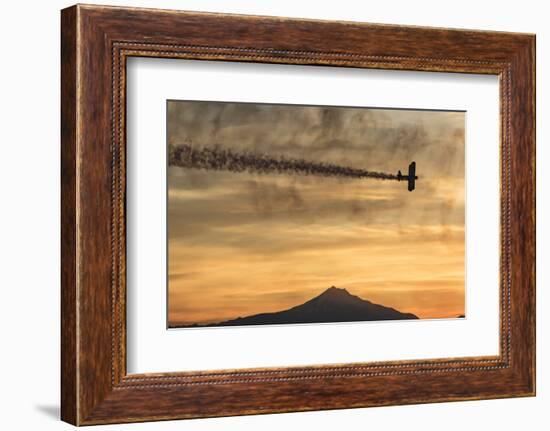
[61,4,535,425]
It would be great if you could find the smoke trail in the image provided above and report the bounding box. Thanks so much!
[169,144,399,181]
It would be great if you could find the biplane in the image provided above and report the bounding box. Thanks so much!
[397,162,418,192]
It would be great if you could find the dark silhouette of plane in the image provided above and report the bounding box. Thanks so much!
[397,161,418,192]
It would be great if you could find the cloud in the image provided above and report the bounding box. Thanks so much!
[168,101,465,175]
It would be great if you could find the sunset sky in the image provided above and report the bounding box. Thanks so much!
[167,100,465,326]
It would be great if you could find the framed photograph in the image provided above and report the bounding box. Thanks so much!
[61,4,535,425]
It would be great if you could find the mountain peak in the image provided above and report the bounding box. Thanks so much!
[322,286,351,296]
[311,286,360,306]
[171,286,419,328]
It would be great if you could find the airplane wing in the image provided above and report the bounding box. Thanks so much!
[407,162,416,192]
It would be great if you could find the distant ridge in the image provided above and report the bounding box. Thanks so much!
[172,286,418,328]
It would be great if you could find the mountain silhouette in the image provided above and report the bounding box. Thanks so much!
[175,286,418,328]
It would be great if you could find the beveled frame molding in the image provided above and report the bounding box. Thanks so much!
[61,4,535,425]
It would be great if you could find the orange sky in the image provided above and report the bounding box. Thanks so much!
[167,101,465,326]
